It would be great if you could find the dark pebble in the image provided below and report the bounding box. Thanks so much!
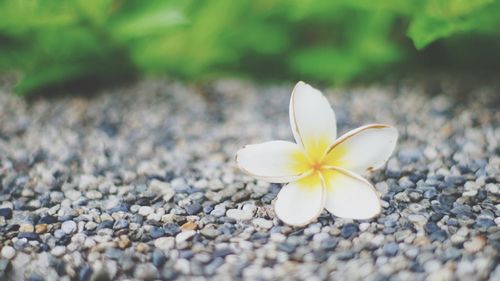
[150,226,166,239]
[97,221,114,230]
[424,222,440,234]
[429,213,444,222]
[185,203,202,215]
[17,232,39,240]
[152,250,167,268]
[0,208,13,219]
[39,215,58,224]
[163,223,181,236]
[341,223,359,239]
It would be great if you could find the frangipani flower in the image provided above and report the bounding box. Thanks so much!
[236,81,398,226]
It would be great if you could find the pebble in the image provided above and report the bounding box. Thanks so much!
[61,220,77,234]
[0,208,13,219]
[175,230,196,243]
[0,80,497,281]
[463,236,486,253]
[50,246,66,257]
[154,237,175,251]
[341,224,359,239]
[1,246,15,259]
[252,218,273,229]
[185,203,202,215]
[134,263,158,280]
[139,206,155,216]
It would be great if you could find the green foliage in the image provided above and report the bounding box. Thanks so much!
[0,0,499,95]
[408,0,500,49]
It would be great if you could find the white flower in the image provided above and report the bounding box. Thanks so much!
[236,81,398,226]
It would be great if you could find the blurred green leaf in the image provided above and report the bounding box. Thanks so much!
[0,0,499,95]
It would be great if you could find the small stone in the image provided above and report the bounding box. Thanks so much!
[320,237,339,250]
[51,246,66,257]
[184,203,202,215]
[181,221,197,231]
[113,219,129,230]
[134,263,158,280]
[152,250,167,268]
[226,209,252,221]
[19,224,34,232]
[163,223,181,236]
[176,230,196,243]
[154,237,175,251]
[150,226,166,239]
[139,206,154,216]
[35,224,48,234]
[1,246,15,259]
[118,236,131,249]
[464,236,486,253]
[341,223,359,239]
[0,208,13,219]
[136,243,150,253]
[383,242,399,257]
[231,190,251,202]
[39,215,58,224]
[79,265,92,281]
[61,220,77,234]
[252,218,273,230]
[85,190,102,200]
[200,226,220,239]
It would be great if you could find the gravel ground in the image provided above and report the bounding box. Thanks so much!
[0,79,498,281]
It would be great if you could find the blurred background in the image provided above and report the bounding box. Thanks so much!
[0,0,499,96]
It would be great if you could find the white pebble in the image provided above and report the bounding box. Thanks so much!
[61,220,77,234]
[139,206,154,216]
[1,246,15,259]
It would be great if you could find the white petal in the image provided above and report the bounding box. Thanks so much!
[275,174,325,226]
[323,124,398,174]
[289,81,337,160]
[236,141,310,183]
[323,167,381,220]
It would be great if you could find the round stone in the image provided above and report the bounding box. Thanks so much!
[61,220,77,234]
[1,246,15,259]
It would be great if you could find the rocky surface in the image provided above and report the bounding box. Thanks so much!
[0,79,498,281]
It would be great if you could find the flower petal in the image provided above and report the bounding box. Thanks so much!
[236,141,311,183]
[323,167,381,220]
[323,124,398,174]
[275,173,325,226]
[289,81,337,160]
